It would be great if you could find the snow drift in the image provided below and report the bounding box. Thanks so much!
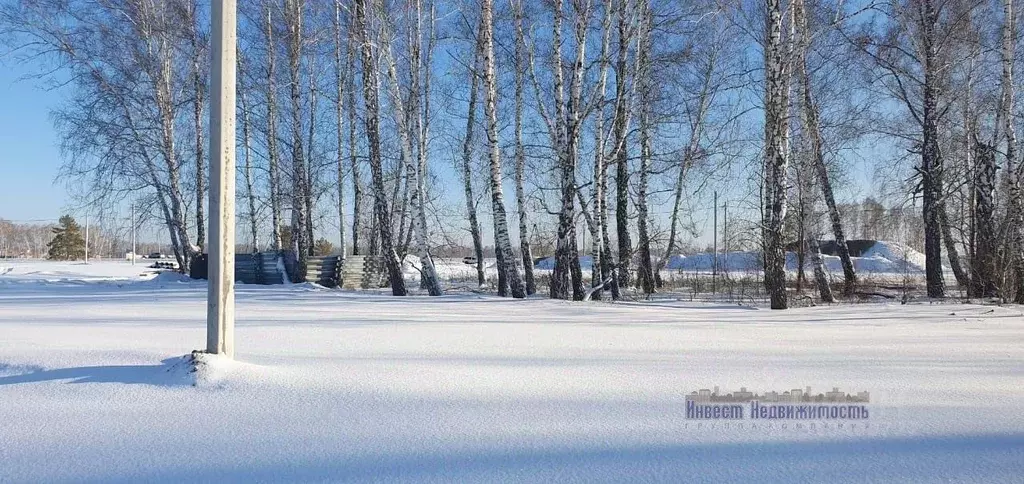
[664,240,929,275]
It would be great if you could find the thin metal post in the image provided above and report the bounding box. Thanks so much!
[207,0,237,358]
[84,213,89,263]
[713,191,717,294]
[723,201,728,273]
[131,202,136,266]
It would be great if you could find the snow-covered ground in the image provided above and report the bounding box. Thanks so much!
[0,259,162,283]
[2,261,1023,482]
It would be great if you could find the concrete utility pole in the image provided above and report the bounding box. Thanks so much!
[207,0,237,358]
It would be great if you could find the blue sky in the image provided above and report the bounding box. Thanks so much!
[0,57,69,223]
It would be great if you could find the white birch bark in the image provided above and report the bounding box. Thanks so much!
[762,0,790,309]
[354,0,407,295]
[379,7,443,296]
[511,0,536,295]
[264,4,283,252]
[481,0,525,298]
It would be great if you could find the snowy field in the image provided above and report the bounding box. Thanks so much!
[2,260,1024,483]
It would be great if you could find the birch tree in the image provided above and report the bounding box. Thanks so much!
[354,0,407,295]
[586,0,614,299]
[239,48,260,252]
[481,0,526,298]
[284,0,310,278]
[380,1,443,295]
[762,0,791,309]
[461,36,486,288]
[334,0,347,258]
[634,0,655,295]
[999,0,1024,302]
[794,0,857,296]
[610,0,638,297]
[264,3,284,251]
[512,0,537,295]
[186,1,206,253]
[347,30,363,255]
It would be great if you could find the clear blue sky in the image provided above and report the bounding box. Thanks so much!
[0,58,68,223]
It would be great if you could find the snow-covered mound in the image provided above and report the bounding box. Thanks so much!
[534,255,594,270]
[665,240,929,275]
[860,240,928,272]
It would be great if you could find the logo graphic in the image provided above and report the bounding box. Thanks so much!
[685,386,870,420]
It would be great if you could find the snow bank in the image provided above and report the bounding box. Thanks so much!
[664,241,931,276]
[0,259,161,284]
[861,240,928,272]
[534,255,594,270]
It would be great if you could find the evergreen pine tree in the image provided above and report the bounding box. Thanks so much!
[313,238,334,256]
[47,215,86,261]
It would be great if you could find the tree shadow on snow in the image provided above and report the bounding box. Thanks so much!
[114,432,1024,483]
[0,357,194,387]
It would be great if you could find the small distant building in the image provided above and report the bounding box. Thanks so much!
[826,387,845,402]
[734,387,753,400]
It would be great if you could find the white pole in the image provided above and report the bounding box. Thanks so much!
[131,202,136,266]
[723,201,728,274]
[712,191,717,294]
[84,213,89,264]
[207,0,237,358]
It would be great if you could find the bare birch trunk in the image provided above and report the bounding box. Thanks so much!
[793,0,855,296]
[265,5,283,252]
[461,40,486,288]
[334,0,347,258]
[921,0,945,298]
[550,0,589,301]
[285,0,309,280]
[347,32,362,255]
[150,21,194,272]
[481,0,525,298]
[239,48,259,252]
[354,0,407,295]
[512,0,536,295]
[940,205,969,289]
[634,0,655,295]
[972,142,997,296]
[566,0,589,301]
[189,2,206,253]
[1002,0,1024,303]
[611,0,633,296]
[762,0,790,309]
[304,55,317,256]
[549,0,571,300]
[660,50,714,286]
[380,4,443,296]
[588,0,613,299]
[808,235,834,303]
